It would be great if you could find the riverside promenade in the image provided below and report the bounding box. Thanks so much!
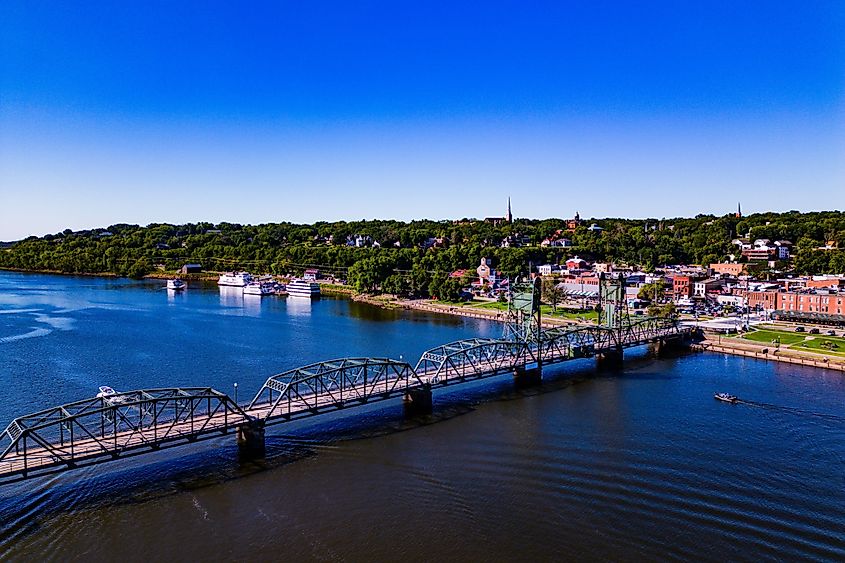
[694,338,845,372]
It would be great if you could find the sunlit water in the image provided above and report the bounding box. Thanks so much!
[0,271,843,561]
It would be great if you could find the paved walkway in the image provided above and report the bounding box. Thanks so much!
[697,337,845,372]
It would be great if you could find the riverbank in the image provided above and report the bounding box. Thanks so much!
[0,266,120,278]
[695,337,845,373]
[302,282,596,326]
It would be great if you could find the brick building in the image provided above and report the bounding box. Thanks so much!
[747,290,845,315]
[710,263,745,276]
[673,275,695,299]
[747,290,778,311]
[806,276,845,290]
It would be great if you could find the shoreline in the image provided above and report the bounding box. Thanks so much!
[4,268,844,373]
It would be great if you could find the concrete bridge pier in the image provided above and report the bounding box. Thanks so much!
[513,365,542,387]
[237,419,266,460]
[597,346,624,370]
[404,385,433,417]
[651,335,692,358]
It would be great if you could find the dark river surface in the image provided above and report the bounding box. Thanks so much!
[0,271,843,561]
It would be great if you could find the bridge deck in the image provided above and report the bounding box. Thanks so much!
[0,322,690,481]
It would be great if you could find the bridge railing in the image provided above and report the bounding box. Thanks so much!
[249,358,421,421]
[0,388,249,478]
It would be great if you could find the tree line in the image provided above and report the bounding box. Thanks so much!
[1,211,844,299]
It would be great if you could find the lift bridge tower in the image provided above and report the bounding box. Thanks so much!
[504,273,628,338]
[597,272,630,330]
[503,277,543,380]
[503,273,630,375]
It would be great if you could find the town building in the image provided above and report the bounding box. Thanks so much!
[565,257,589,272]
[710,262,745,277]
[806,276,845,290]
[734,238,792,262]
[565,212,582,232]
[746,290,778,311]
[347,234,372,247]
[693,278,725,299]
[537,264,562,276]
[779,291,845,315]
[476,257,492,281]
[746,287,845,316]
[673,275,697,299]
[540,229,571,247]
[484,198,513,226]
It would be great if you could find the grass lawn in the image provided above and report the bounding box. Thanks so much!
[741,329,806,345]
[741,328,845,356]
[470,301,598,320]
[791,337,845,356]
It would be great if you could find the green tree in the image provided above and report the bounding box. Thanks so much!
[541,278,564,313]
[637,281,665,302]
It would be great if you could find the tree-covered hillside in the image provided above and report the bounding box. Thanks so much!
[1,212,844,295]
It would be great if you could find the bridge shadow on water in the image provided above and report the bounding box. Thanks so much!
[0,345,690,545]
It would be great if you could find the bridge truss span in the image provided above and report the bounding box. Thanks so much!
[249,358,421,422]
[0,387,251,479]
[614,316,686,347]
[415,338,531,386]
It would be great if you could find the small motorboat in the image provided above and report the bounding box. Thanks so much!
[97,385,130,404]
[166,278,186,291]
[714,392,738,404]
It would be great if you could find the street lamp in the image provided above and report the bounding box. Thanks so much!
[233,382,238,405]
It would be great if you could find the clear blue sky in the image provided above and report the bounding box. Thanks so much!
[1,1,844,240]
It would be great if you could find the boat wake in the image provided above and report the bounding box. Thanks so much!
[0,327,52,344]
[735,399,845,422]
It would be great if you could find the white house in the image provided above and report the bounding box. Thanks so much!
[537,264,561,276]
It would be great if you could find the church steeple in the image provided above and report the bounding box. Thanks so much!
[736,202,742,218]
[507,197,513,224]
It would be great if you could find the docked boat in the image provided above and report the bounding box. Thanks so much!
[286,278,321,298]
[217,272,253,287]
[243,281,275,296]
[714,392,738,404]
[166,278,186,291]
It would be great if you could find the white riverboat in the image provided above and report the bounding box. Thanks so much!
[217,272,253,287]
[714,392,738,404]
[243,281,275,296]
[286,279,321,298]
[166,278,186,291]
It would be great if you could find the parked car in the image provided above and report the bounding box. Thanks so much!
[795,326,805,332]
[808,328,820,335]
[827,330,837,336]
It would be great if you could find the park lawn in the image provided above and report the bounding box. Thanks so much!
[742,328,845,357]
[473,301,598,320]
[473,301,509,311]
[741,329,806,345]
[550,308,599,321]
[790,336,845,356]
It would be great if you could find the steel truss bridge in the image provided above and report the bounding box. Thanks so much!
[1,278,691,483]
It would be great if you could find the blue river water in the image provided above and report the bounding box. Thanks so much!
[0,271,843,561]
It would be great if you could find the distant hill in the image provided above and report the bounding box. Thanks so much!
[1,212,843,291]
